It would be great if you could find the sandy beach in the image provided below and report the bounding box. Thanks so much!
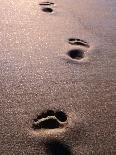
[0,0,116,154]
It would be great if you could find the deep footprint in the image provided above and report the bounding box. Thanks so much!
[32,110,67,130]
[67,49,84,60]
[39,2,54,6]
[68,38,90,48]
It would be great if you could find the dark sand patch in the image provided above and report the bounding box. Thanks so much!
[46,140,73,155]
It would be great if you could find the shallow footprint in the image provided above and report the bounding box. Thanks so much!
[39,1,54,6]
[32,110,67,130]
[68,38,90,48]
[39,1,54,13]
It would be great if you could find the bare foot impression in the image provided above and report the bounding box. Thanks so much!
[32,110,67,130]
[68,38,90,48]
[39,1,54,13]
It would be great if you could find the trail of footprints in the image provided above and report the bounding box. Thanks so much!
[34,2,90,130]
[39,1,90,60]
[32,1,91,154]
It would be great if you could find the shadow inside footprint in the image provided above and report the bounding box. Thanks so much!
[55,111,67,122]
[67,49,84,60]
[42,7,53,13]
[33,118,60,129]
[46,140,73,155]
[68,38,90,48]
[32,110,67,130]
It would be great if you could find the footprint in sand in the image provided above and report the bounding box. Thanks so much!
[68,38,90,48]
[39,1,54,13]
[67,38,90,60]
[32,111,72,154]
[32,110,67,130]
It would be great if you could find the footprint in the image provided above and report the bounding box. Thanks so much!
[67,49,84,60]
[46,140,73,155]
[39,2,54,6]
[32,110,67,130]
[39,1,54,13]
[68,38,90,48]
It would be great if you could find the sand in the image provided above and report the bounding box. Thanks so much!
[0,0,116,154]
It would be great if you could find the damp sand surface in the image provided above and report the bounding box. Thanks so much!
[0,0,116,154]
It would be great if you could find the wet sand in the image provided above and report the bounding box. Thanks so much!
[0,0,116,154]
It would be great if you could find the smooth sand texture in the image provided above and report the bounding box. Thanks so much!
[0,0,116,154]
